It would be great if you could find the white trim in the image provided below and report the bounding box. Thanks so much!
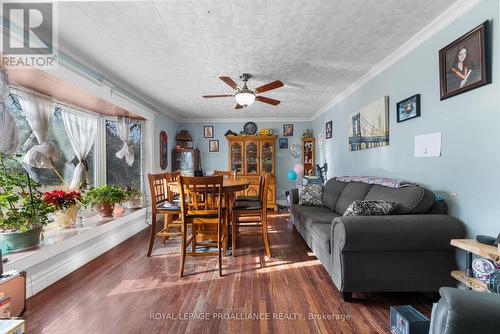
[310,0,481,121]
[4,209,148,297]
[180,117,312,124]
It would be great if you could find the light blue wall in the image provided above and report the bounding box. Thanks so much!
[312,0,499,238]
[179,121,313,200]
[154,112,179,172]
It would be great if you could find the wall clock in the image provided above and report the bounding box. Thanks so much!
[244,122,257,135]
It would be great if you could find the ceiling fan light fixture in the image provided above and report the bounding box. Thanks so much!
[235,91,255,106]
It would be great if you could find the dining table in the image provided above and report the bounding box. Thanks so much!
[167,175,250,253]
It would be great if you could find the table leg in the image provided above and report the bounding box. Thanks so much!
[465,250,473,290]
[223,193,230,255]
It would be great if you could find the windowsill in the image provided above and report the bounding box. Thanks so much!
[4,207,148,272]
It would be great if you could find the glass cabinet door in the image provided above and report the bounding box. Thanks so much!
[260,141,274,174]
[245,142,259,175]
[230,142,243,174]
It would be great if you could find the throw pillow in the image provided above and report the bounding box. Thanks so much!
[298,184,323,206]
[343,200,395,217]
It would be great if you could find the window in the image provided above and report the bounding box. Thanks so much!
[105,119,143,190]
[7,93,94,187]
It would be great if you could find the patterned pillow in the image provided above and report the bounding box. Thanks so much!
[343,200,395,217]
[298,184,323,206]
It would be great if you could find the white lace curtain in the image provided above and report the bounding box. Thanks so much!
[62,108,97,189]
[116,116,134,166]
[18,92,59,168]
[0,70,19,156]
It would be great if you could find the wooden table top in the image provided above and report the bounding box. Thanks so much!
[450,239,499,262]
[167,176,250,193]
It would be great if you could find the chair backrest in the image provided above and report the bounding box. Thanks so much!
[214,170,233,177]
[260,173,270,211]
[148,172,179,207]
[178,175,223,217]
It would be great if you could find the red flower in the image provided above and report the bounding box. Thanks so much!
[43,189,81,210]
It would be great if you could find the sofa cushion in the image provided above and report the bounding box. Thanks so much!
[364,185,435,214]
[343,200,395,216]
[334,182,372,215]
[298,184,323,206]
[294,206,338,231]
[322,179,348,211]
[310,223,332,254]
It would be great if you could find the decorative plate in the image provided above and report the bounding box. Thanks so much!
[244,122,257,135]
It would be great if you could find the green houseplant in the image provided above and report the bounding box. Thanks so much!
[82,185,125,217]
[0,155,53,252]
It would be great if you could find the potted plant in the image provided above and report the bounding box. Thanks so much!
[43,189,81,229]
[0,156,53,252]
[82,185,125,217]
[122,186,142,209]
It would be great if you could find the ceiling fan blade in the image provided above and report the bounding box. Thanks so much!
[256,96,280,106]
[235,104,244,109]
[219,76,240,90]
[254,80,284,94]
[203,94,233,98]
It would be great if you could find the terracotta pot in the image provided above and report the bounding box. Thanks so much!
[95,202,115,217]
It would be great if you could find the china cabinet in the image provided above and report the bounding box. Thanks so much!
[172,148,200,176]
[301,137,315,177]
[227,135,277,210]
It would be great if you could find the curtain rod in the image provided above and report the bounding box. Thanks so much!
[9,85,143,122]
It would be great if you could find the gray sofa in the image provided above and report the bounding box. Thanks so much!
[291,178,466,301]
[430,287,500,334]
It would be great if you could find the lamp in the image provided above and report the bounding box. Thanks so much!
[235,90,255,106]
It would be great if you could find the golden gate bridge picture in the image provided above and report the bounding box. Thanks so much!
[348,96,389,151]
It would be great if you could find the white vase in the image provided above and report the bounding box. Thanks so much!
[53,205,79,229]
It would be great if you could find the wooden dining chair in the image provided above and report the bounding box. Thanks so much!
[236,174,264,202]
[231,173,271,257]
[147,172,181,257]
[178,175,226,277]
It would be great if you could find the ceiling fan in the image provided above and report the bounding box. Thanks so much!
[203,73,284,109]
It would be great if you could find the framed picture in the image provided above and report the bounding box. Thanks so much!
[279,138,288,149]
[204,126,214,138]
[325,121,332,139]
[209,140,219,152]
[348,96,389,151]
[439,21,490,100]
[283,124,293,137]
[396,94,420,123]
[159,131,168,170]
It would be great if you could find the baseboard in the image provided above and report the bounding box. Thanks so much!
[4,209,148,298]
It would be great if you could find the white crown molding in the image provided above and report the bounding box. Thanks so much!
[310,0,482,121]
[179,116,313,124]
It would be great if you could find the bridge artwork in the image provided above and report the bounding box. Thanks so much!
[348,97,389,151]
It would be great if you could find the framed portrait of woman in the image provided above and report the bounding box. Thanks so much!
[439,21,490,100]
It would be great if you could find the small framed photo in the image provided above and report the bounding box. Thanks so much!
[439,21,490,100]
[209,140,219,152]
[204,126,214,138]
[208,140,219,152]
[396,94,421,123]
[279,138,288,149]
[325,121,332,139]
[283,124,293,137]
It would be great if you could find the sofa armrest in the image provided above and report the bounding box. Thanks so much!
[290,188,299,205]
[430,287,500,334]
[332,214,465,252]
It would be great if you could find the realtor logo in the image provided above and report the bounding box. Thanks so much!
[1,2,58,68]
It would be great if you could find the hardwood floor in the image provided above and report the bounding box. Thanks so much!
[23,211,434,334]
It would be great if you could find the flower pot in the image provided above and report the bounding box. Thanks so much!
[95,202,115,217]
[0,226,43,252]
[124,198,142,209]
[52,205,79,229]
